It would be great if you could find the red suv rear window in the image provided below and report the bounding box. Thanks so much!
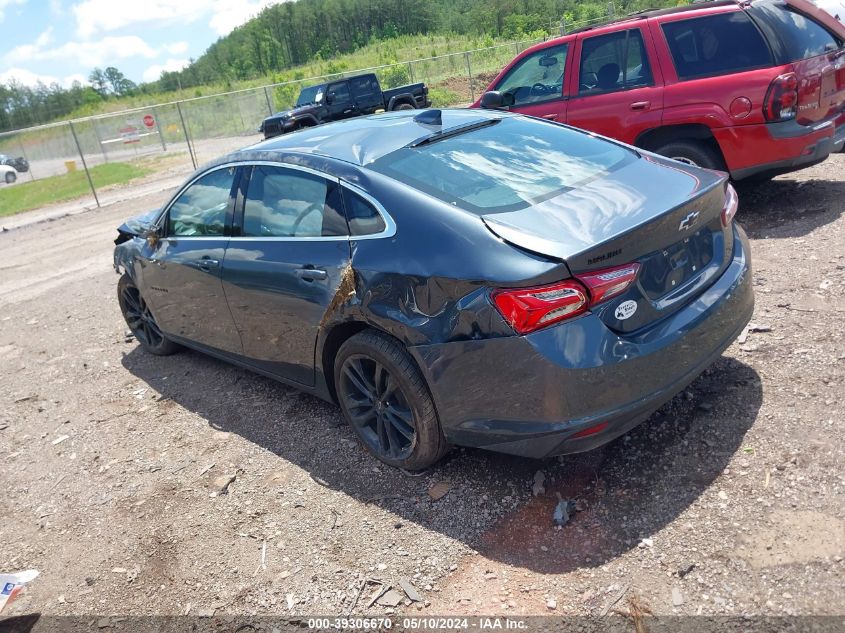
[661,11,774,79]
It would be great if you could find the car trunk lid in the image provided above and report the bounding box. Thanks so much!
[482,154,733,333]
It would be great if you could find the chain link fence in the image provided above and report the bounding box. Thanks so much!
[0,35,560,215]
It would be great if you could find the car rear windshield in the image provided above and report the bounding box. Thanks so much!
[369,117,635,214]
[750,2,842,61]
[661,12,774,80]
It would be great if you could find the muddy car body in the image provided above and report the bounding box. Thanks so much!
[114,109,753,469]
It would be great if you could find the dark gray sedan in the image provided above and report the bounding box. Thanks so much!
[114,109,753,470]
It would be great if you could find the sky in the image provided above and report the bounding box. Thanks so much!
[0,0,281,88]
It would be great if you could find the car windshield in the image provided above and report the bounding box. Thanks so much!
[296,86,324,107]
[370,116,635,213]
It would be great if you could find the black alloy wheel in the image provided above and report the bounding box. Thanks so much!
[117,274,179,355]
[335,330,448,470]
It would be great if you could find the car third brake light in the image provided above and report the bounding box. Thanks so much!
[492,262,641,334]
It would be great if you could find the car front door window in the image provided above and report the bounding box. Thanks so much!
[167,167,236,236]
[494,44,569,106]
[578,29,654,95]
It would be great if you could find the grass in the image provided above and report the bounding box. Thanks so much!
[0,162,152,217]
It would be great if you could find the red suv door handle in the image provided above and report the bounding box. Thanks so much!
[630,101,650,111]
[541,113,558,121]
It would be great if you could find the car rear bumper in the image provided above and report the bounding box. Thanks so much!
[716,118,840,180]
[410,225,754,459]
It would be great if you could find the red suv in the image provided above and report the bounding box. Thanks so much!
[474,0,845,180]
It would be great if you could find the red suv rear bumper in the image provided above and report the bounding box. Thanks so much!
[715,113,845,180]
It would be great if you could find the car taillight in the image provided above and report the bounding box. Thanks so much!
[492,262,641,334]
[764,73,798,122]
[576,263,641,305]
[721,183,739,227]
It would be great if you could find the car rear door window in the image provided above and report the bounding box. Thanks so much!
[750,2,842,60]
[661,12,774,80]
[242,165,347,238]
[493,44,569,106]
[578,29,654,94]
[168,166,236,237]
[350,76,378,99]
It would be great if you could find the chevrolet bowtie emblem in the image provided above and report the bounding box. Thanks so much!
[678,211,700,231]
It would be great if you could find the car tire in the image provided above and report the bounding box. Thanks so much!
[334,329,449,470]
[117,274,180,356]
[5,171,15,184]
[654,140,726,171]
[394,103,415,111]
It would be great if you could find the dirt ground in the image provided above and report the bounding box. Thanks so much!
[0,153,844,628]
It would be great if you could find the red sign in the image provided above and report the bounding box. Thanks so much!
[142,114,155,129]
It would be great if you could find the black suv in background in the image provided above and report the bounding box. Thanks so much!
[260,73,431,139]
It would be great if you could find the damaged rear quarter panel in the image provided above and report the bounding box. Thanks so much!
[322,174,571,347]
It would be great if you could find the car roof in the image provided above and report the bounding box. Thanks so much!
[240,108,506,167]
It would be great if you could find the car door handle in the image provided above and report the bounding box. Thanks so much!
[195,258,219,271]
[541,113,558,121]
[630,101,650,111]
[295,267,327,281]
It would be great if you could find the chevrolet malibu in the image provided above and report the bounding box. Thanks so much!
[113,109,753,470]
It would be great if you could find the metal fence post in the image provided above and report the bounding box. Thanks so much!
[68,121,100,208]
[561,17,567,35]
[408,61,415,83]
[263,86,274,115]
[176,101,197,170]
[464,52,475,102]
[153,106,167,152]
[92,119,109,163]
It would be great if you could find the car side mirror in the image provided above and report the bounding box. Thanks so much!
[325,92,334,105]
[143,225,162,247]
[480,91,513,109]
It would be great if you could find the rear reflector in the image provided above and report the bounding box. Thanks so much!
[721,183,738,227]
[492,262,641,334]
[570,421,609,439]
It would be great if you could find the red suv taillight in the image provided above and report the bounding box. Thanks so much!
[763,73,798,122]
[721,183,739,227]
[492,262,641,334]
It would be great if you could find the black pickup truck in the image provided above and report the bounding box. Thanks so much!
[260,73,430,139]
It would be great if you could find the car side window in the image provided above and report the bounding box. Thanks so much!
[167,167,235,237]
[661,13,774,80]
[578,29,653,95]
[493,44,568,106]
[328,81,351,106]
[342,188,386,236]
[243,166,348,238]
[350,76,376,99]
[750,3,842,61]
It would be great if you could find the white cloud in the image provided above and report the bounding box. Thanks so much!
[142,57,189,82]
[208,0,278,36]
[0,0,26,22]
[5,35,157,69]
[72,0,211,38]
[164,41,189,55]
[0,66,85,88]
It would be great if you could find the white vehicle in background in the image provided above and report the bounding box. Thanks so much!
[1,164,17,184]
[813,0,845,22]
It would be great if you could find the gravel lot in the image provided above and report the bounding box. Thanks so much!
[1,154,844,627]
